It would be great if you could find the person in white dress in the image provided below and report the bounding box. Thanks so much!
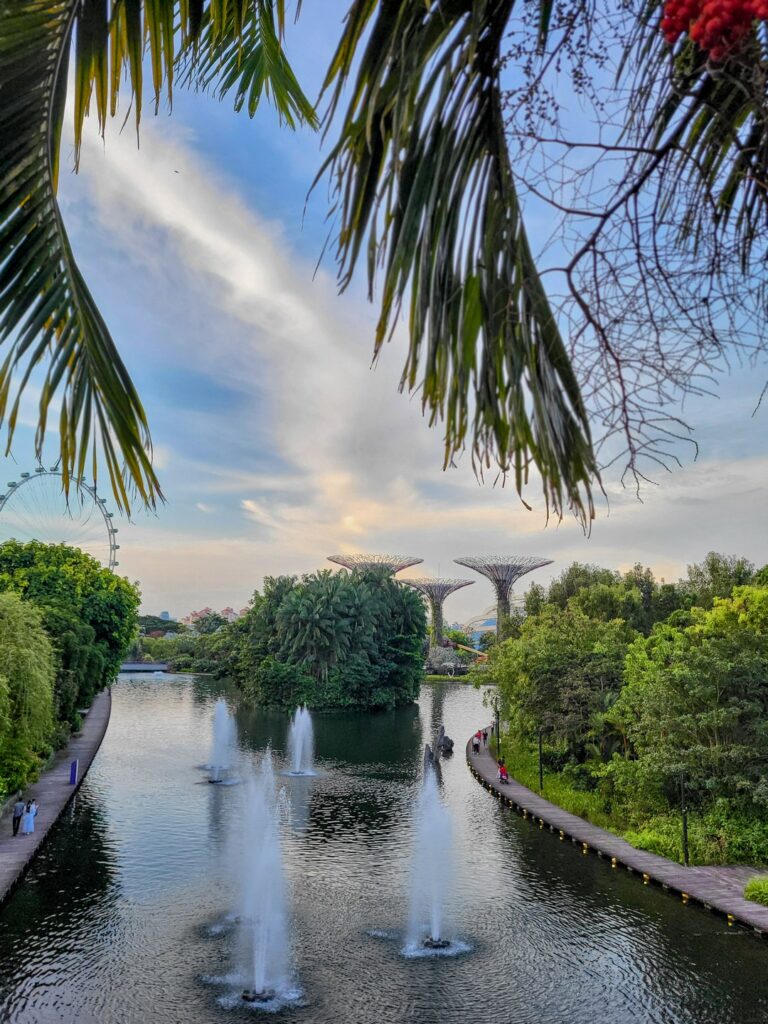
[21,800,38,835]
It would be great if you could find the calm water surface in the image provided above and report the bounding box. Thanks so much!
[0,675,766,1024]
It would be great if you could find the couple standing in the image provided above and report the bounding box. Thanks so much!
[11,796,38,836]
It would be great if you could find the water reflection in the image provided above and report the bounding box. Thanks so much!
[0,789,117,1019]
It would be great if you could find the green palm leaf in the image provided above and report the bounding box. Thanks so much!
[0,0,160,511]
[317,0,598,525]
[0,0,314,513]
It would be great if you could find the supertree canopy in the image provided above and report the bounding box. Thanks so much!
[327,554,423,575]
[453,555,553,634]
[401,577,474,645]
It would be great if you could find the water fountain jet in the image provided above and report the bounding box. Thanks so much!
[237,752,291,1002]
[208,699,236,783]
[286,706,315,775]
[406,765,455,954]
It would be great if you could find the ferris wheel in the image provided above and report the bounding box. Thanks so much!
[0,468,119,571]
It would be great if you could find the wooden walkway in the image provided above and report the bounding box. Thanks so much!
[0,689,112,906]
[467,735,768,937]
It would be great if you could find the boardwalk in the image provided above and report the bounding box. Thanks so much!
[467,735,768,937]
[0,689,112,906]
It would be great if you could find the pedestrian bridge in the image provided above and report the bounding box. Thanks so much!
[120,662,168,672]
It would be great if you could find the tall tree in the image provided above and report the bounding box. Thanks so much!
[0,591,56,796]
[614,586,768,807]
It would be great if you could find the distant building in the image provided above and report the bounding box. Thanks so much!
[160,610,170,621]
[181,606,214,626]
[180,606,246,626]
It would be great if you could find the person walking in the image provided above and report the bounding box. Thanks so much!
[482,730,488,747]
[21,800,38,836]
[11,794,25,836]
[472,735,480,755]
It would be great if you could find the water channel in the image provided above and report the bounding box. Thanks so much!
[1,674,766,1023]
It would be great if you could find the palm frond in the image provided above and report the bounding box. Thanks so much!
[0,0,159,512]
[622,4,768,268]
[317,0,598,525]
[186,0,317,128]
[0,0,314,513]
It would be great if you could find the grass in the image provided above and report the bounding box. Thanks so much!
[497,741,614,830]
[493,738,768,866]
[744,876,768,906]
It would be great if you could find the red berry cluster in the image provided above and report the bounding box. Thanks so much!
[661,0,764,59]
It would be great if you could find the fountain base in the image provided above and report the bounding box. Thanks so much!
[423,937,450,950]
[242,989,275,1003]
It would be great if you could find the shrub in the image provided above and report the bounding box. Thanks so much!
[744,877,768,907]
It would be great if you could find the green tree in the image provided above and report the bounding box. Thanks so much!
[193,612,228,635]
[0,540,140,695]
[486,604,635,762]
[39,603,104,726]
[613,586,768,809]
[230,569,426,709]
[138,615,182,634]
[0,592,57,796]
[685,552,755,608]
[543,564,622,610]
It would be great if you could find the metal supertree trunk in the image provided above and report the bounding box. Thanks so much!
[401,577,474,645]
[327,553,423,575]
[453,556,553,634]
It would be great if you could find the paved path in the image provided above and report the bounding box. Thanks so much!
[467,735,768,937]
[0,689,112,906]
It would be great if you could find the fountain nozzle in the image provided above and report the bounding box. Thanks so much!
[242,988,275,1003]
[423,937,450,950]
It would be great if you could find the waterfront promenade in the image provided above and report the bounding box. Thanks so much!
[467,736,768,936]
[0,688,112,905]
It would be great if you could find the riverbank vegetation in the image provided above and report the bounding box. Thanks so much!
[141,570,427,710]
[480,554,768,866]
[0,541,140,798]
[745,877,768,907]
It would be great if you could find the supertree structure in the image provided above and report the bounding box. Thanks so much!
[327,554,423,575]
[401,577,474,646]
[453,556,553,634]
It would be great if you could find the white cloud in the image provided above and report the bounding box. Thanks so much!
[54,118,767,621]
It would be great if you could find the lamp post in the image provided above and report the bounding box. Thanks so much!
[538,728,544,793]
[680,772,690,867]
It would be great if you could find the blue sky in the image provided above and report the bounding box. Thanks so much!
[0,3,766,621]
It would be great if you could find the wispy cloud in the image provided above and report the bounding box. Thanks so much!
[49,117,767,619]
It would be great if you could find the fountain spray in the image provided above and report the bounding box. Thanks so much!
[407,765,454,951]
[286,706,315,775]
[209,699,236,783]
[239,751,291,1003]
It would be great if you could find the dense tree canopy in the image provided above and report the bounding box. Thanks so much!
[0,591,56,796]
[482,553,768,863]
[613,587,768,808]
[147,569,428,710]
[244,570,427,709]
[0,541,140,725]
[138,614,182,634]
